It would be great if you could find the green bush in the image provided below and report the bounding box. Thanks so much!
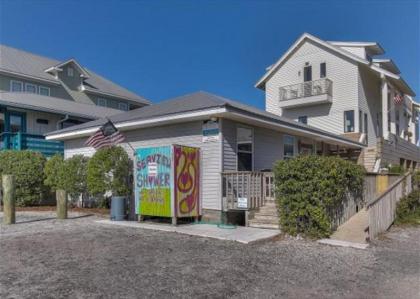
[274,155,365,238]
[413,170,420,189]
[388,164,404,175]
[44,154,89,201]
[0,150,47,206]
[87,146,130,206]
[395,190,420,225]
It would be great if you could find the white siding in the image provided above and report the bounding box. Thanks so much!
[64,121,223,211]
[265,39,359,136]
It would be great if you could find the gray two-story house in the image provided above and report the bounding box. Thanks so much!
[256,33,420,171]
[0,45,150,156]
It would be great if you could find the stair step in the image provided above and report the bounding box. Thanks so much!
[252,215,279,222]
[249,223,280,229]
[249,218,279,225]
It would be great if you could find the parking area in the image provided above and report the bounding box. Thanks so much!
[1,212,419,298]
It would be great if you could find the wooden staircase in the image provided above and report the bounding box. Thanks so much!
[363,147,377,172]
[248,200,280,229]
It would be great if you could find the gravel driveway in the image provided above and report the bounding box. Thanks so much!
[1,212,419,299]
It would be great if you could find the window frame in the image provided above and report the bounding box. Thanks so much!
[344,110,355,133]
[97,98,107,107]
[303,64,312,82]
[118,102,129,111]
[320,62,326,78]
[236,126,254,171]
[10,80,23,92]
[38,86,50,96]
[283,135,295,160]
[67,67,74,77]
[298,116,308,124]
[25,83,37,94]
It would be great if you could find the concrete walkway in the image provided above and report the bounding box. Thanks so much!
[96,220,281,244]
[319,209,369,249]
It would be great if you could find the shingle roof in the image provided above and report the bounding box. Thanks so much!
[0,44,150,105]
[0,92,125,119]
[45,91,364,147]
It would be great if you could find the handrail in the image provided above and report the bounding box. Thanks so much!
[279,78,333,101]
[366,171,411,208]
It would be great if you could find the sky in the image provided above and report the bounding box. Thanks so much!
[0,0,419,108]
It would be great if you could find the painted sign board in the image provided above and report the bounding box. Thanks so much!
[135,145,201,219]
[237,197,248,209]
[135,146,172,217]
[202,120,219,142]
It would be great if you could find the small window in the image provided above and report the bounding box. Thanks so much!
[25,83,37,93]
[359,110,363,133]
[97,98,107,107]
[364,113,368,138]
[298,116,308,124]
[304,65,312,82]
[283,135,295,159]
[67,67,74,77]
[237,127,253,171]
[320,62,326,78]
[36,119,49,125]
[344,110,355,133]
[10,80,23,92]
[39,86,50,96]
[395,111,400,136]
[118,102,129,111]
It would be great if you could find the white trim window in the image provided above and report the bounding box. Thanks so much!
[283,135,295,160]
[10,80,23,92]
[67,67,74,77]
[39,86,50,96]
[237,127,253,171]
[118,102,129,111]
[97,98,107,107]
[25,83,37,93]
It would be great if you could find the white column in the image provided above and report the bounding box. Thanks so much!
[389,88,396,135]
[381,78,389,140]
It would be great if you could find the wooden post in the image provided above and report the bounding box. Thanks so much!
[56,189,68,219]
[2,175,16,225]
[376,175,389,194]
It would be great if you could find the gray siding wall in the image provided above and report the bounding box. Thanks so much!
[265,39,359,136]
[222,119,283,172]
[64,121,223,211]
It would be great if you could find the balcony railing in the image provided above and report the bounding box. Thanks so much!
[1,132,64,157]
[279,78,333,101]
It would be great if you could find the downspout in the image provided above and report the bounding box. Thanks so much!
[57,114,70,130]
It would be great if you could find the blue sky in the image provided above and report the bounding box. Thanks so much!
[1,0,419,108]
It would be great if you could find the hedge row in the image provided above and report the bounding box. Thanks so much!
[0,147,130,206]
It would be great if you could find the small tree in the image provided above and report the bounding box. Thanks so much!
[87,146,130,204]
[64,155,89,199]
[44,154,66,191]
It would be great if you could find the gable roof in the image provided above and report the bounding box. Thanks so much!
[0,44,150,105]
[45,58,91,78]
[255,33,415,96]
[46,91,365,148]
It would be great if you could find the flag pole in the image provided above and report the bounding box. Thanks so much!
[105,117,137,157]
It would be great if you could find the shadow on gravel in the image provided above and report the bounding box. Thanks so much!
[14,214,94,224]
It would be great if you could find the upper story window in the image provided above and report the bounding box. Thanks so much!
[283,135,295,159]
[67,67,74,77]
[344,110,355,133]
[118,102,129,111]
[298,116,308,124]
[25,83,37,94]
[97,98,107,107]
[359,110,363,133]
[320,63,326,78]
[303,64,312,82]
[39,86,50,96]
[10,80,23,92]
[237,127,253,171]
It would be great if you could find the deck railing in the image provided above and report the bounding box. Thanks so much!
[222,171,274,211]
[1,132,64,157]
[366,172,413,239]
[279,78,332,101]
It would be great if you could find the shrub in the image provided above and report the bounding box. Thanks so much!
[395,190,420,225]
[413,170,420,189]
[44,154,67,191]
[388,164,404,175]
[0,150,47,206]
[87,146,130,206]
[274,155,365,238]
[64,155,89,200]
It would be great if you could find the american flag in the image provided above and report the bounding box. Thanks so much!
[85,120,125,149]
[394,93,404,105]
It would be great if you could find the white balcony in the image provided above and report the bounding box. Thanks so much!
[279,78,333,109]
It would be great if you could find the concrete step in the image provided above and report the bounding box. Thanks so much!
[248,222,280,229]
[249,218,279,226]
[252,215,279,222]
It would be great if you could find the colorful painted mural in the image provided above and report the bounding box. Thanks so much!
[174,145,200,217]
[135,146,172,217]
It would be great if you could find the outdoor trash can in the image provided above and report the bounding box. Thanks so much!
[110,196,126,221]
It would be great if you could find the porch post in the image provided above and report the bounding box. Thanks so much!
[389,88,396,135]
[381,77,389,140]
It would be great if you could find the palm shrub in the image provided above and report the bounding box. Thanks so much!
[274,155,365,238]
[87,146,130,207]
[0,150,47,206]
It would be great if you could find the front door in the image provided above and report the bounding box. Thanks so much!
[303,65,312,96]
[5,111,26,149]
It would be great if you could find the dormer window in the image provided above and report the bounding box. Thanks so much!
[118,102,129,111]
[98,98,107,107]
[10,80,23,92]
[67,67,74,77]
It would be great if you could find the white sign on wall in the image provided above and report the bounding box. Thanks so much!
[237,197,248,209]
[147,162,158,177]
[202,120,219,142]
